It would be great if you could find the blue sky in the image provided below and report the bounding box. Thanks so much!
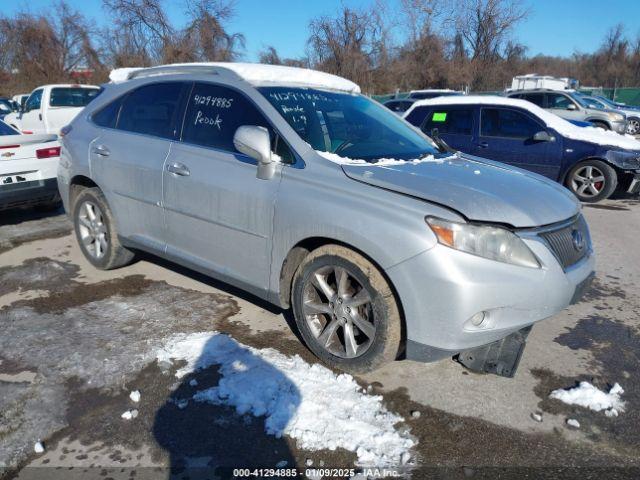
[4,0,640,60]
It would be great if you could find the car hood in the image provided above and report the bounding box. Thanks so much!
[340,153,580,228]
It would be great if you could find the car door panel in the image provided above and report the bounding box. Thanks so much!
[476,107,561,179]
[162,82,283,295]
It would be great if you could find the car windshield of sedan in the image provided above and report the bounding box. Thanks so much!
[258,87,439,162]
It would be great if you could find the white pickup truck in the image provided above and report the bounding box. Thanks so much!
[4,84,101,135]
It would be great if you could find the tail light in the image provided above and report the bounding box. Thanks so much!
[36,146,61,159]
[22,130,33,134]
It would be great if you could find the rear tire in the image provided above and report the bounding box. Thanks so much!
[565,159,617,203]
[72,187,135,270]
[291,244,401,374]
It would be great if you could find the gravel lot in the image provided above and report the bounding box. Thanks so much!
[1,197,639,479]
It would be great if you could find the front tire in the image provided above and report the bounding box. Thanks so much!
[566,159,618,203]
[73,187,135,270]
[291,245,401,373]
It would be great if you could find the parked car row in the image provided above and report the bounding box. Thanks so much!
[56,62,595,377]
[403,95,640,202]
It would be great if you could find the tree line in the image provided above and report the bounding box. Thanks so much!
[1,0,639,97]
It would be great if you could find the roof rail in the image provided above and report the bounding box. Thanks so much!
[128,64,223,80]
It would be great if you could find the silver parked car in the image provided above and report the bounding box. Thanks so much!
[58,63,595,376]
[507,89,627,134]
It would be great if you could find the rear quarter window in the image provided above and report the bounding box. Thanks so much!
[50,88,101,107]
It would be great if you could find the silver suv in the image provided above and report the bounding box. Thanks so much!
[507,89,627,133]
[58,63,595,376]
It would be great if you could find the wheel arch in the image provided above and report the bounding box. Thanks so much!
[69,175,101,207]
[585,118,611,129]
[277,236,407,352]
[560,156,612,185]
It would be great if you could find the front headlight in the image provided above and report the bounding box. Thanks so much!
[607,112,625,122]
[426,217,540,268]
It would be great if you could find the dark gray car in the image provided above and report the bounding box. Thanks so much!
[57,63,595,376]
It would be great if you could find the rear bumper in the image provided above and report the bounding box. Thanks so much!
[0,178,60,211]
[387,231,595,356]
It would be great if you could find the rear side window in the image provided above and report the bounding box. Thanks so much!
[117,82,186,139]
[423,109,473,135]
[404,106,429,126]
[50,88,101,107]
[182,83,279,154]
[0,121,17,135]
[546,93,574,109]
[481,108,541,139]
[92,97,123,129]
[516,93,544,107]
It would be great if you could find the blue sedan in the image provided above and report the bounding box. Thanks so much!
[403,96,640,202]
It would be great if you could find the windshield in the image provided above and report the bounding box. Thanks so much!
[49,87,101,107]
[258,87,439,161]
[567,92,590,108]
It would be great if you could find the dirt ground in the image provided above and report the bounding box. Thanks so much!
[1,198,639,479]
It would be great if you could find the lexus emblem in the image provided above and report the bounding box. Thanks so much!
[572,229,585,252]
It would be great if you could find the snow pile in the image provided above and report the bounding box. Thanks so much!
[316,150,450,167]
[407,95,640,151]
[549,382,625,416]
[129,390,141,403]
[156,332,414,466]
[110,63,360,93]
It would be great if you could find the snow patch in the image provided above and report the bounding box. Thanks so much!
[33,442,44,454]
[156,332,414,466]
[121,409,138,420]
[109,63,360,93]
[566,418,580,429]
[550,382,625,416]
[315,150,449,167]
[129,390,141,403]
[406,95,640,151]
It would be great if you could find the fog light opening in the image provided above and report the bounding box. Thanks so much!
[470,311,487,327]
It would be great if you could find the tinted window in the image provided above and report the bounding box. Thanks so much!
[0,120,17,135]
[117,83,186,139]
[547,93,575,109]
[404,106,429,126]
[518,93,544,107]
[481,108,541,139]
[423,109,473,135]
[92,97,123,129]
[25,90,43,112]
[50,88,101,107]
[182,83,294,162]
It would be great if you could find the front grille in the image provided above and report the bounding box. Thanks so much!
[539,215,590,269]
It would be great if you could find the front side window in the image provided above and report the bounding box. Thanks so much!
[480,108,541,139]
[423,109,473,136]
[259,87,439,162]
[117,82,186,139]
[547,93,575,110]
[25,90,43,112]
[50,88,101,107]
[181,83,294,162]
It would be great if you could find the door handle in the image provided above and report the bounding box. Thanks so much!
[166,162,190,177]
[92,144,110,157]
[478,142,489,148]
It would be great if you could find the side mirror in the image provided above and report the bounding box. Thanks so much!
[533,131,555,142]
[567,103,577,111]
[233,125,275,180]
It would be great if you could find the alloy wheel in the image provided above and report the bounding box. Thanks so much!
[302,265,376,359]
[570,165,606,198]
[627,119,640,136]
[77,201,108,259]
